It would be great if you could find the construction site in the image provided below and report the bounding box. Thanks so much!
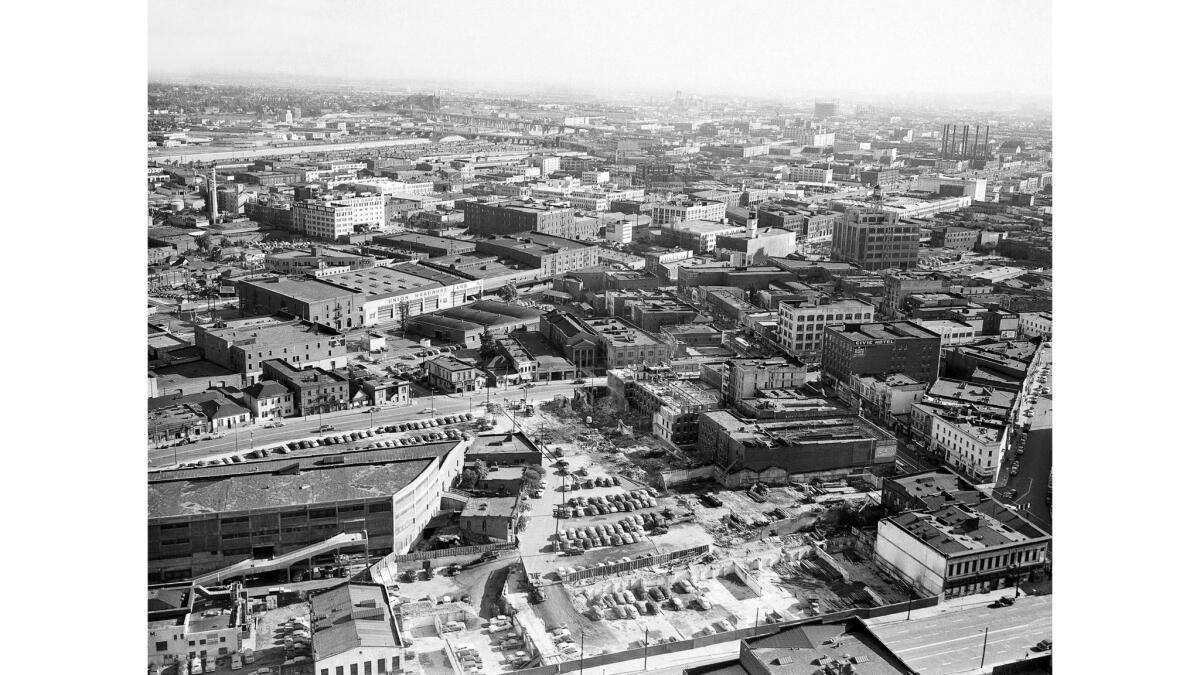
[342,393,923,674]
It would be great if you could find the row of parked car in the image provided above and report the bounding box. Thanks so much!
[554,490,658,518]
[558,516,650,552]
[584,580,719,621]
[175,414,475,469]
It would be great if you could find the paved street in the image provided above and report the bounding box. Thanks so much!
[870,594,1052,674]
[148,377,603,468]
[996,428,1052,533]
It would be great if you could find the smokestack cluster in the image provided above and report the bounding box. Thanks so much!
[941,124,991,160]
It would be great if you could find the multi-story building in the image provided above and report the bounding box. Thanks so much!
[193,315,348,384]
[649,198,726,226]
[241,380,294,421]
[347,178,435,196]
[583,317,674,368]
[293,195,387,240]
[147,440,467,581]
[265,246,375,276]
[756,202,838,248]
[860,168,900,186]
[244,194,295,230]
[147,583,254,671]
[836,373,927,429]
[929,225,979,250]
[777,298,876,359]
[426,355,484,394]
[697,409,895,486]
[907,378,1016,472]
[474,233,599,277]
[782,122,836,147]
[261,359,350,416]
[786,165,834,183]
[882,271,950,318]
[821,321,942,386]
[713,222,798,262]
[660,219,745,253]
[237,276,363,331]
[1018,311,1053,338]
[875,500,1050,598]
[721,358,811,403]
[463,198,576,236]
[831,208,920,271]
[608,367,722,447]
[531,155,561,176]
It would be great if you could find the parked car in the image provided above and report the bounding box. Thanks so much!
[317,425,335,432]
[572,379,586,384]
[1031,639,1052,652]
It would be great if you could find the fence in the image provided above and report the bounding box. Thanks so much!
[657,464,717,488]
[559,544,710,583]
[393,541,517,564]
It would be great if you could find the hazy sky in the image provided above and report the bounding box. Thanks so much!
[150,0,1051,100]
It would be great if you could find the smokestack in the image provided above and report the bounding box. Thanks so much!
[950,126,957,159]
[972,125,980,159]
[208,167,218,225]
[964,125,971,159]
[983,126,990,158]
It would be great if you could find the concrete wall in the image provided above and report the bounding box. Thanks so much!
[874,519,947,596]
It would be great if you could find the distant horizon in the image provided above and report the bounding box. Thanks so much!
[150,0,1051,108]
[148,70,1051,113]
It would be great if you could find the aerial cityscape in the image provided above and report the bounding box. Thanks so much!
[146,3,1052,675]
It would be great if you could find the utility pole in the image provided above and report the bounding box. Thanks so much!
[643,626,649,669]
[980,627,990,669]
[578,626,584,674]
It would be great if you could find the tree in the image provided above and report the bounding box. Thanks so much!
[522,467,544,492]
[479,327,499,360]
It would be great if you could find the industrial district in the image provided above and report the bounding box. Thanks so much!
[146,81,1052,675]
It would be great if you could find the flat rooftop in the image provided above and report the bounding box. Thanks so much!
[149,457,435,519]
[198,315,339,347]
[241,276,358,302]
[828,321,941,343]
[583,317,665,346]
[321,265,446,298]
[467,432,540,457]
[887,500,1048,557]
[147,441,461,518]
[703,409,891,446]
[462,496,520,518]
[926,378,1016,410]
